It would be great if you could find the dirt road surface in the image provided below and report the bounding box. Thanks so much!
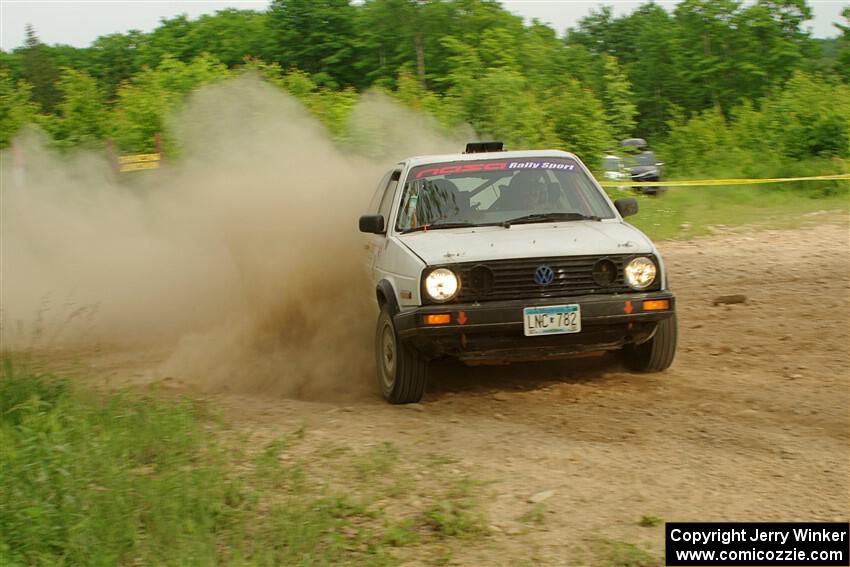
[43,218,850,565]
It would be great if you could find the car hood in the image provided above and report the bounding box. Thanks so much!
[398,221,654,265]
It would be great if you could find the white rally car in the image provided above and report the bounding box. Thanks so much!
[359,143,676,404]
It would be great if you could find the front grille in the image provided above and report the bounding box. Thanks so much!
[433,254,658,303]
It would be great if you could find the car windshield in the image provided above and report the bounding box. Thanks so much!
[603,156,622,171]
[396,157,615,232]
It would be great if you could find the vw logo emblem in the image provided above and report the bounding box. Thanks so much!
[534,265,555,285]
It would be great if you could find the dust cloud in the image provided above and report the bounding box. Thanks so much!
[1,74,464,399]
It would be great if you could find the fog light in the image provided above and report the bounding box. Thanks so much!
[424,313,451,325]
[643,299,669,311]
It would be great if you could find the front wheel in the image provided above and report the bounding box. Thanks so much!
[623,315,677,372]
[375,307,428,404]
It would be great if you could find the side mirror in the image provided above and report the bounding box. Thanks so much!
[359,214,385,234]
[614,198,638,218]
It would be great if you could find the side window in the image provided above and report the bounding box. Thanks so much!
[369,171,393,213]
[377,170,401,222]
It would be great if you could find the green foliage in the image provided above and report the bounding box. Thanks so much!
[268,0,359,88]
[602,55,637,142]
[568,0,817,136]
[762,71,850,159]
[110,53,230,153]
[187,9,270,68]
[659,71,850,179]
[0,0,846,180]
[393,71,465,133]
[0,362,492,566]
[19,25,60,113]
[88,32,145,97]
[355,0,422,89]
[546,79,611,164]
[835,8,850,82]
[422,478,487,538]
[0,69,39,146]
[638,514,664,527]
[354,441,400,479]
[625,184,849,241]
[452,67,560,150]
[592,538,660,567]
[49,68,109,149]
[0,361,239,566]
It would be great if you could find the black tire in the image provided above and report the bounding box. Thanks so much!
[623,314,677,372]
[375,307,428,404]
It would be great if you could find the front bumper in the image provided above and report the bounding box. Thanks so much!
[394,292,675,362]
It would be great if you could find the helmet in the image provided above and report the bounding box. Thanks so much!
[508,171,548,209]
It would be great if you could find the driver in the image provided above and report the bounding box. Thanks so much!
[508,171,550,210]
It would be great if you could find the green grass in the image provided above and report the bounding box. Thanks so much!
[613,184,849,240]
[422,477,487,538]
[354,442,399,480]
[0,359,240,567]
[638,515,664,527]
[591,538,660,567]
[0,359,489,566]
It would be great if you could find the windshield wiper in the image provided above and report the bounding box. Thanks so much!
[501,212,600,228]
[401,221,480,234]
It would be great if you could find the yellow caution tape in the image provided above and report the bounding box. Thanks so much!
[118,153,161,165]
[598,173,850,188]
[119,161,161,173]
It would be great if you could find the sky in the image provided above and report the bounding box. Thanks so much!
[0,0,847,51]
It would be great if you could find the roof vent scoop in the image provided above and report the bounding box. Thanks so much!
[464,141,503,154]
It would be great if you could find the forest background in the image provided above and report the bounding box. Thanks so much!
[1,0,850,182]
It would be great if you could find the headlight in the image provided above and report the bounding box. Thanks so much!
[424,268,459,302]
[624,257,657,290]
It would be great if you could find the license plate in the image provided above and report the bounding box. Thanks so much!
[523,304,581,336]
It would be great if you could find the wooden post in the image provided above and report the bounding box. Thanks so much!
[154,133,163,163]
[105,138,120,175]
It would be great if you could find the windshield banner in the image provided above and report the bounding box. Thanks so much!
[413,159,579,179]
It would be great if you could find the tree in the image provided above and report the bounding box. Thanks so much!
[734,0,814,100]
[134,15,196,69]
[835,7,850,82]
[518,21,575,93]
[355,0,420,88]
[110,54,230,153]
[19,25,60,112]
[90,32,145,97]
[49,68,109,149]
[566,6,619,56]
[267,0,359,88]
[761,71,850,159]
[672,0,744,113]
[613,3,681,137]
[0,69,39,147]
[187,10,270,67]
[545,80,610,165]
[601,55,637,142]
[461,68,559,149]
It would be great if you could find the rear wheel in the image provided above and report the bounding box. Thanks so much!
[623,315,677,372]
[376,307,428,404]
